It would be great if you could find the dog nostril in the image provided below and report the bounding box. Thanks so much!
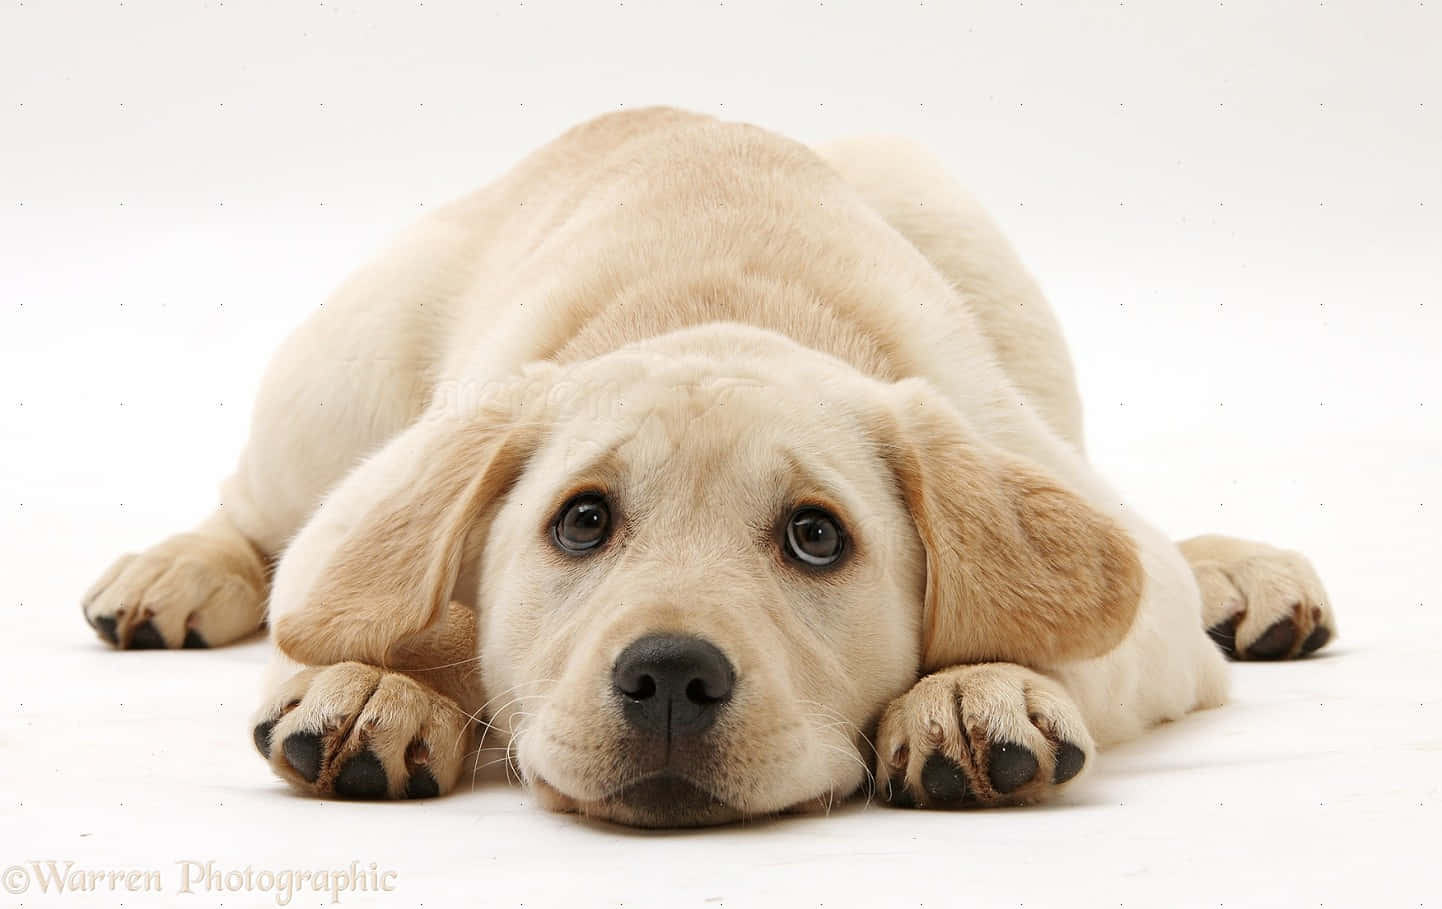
[623,674,657,701]
[685,678,722,705]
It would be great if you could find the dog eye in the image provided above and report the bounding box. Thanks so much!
[554,493,611,553]
[784,507,845,567]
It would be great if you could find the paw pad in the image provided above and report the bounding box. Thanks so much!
[128,620,166,650]
[405,767,440,799]
[252,719,277,759]
[92,615,118,645]
[883,774,915,808]
[1053,742,1086,784]
[987,742,1039,794]
[920,753,970,804]
[282,732,324,783]
[1246,617,1297,660]
[1206,614,1241,657]
[334,751,388,799]
[1300,625,1331,654]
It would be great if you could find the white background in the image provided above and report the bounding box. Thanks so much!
[2,1,1439,907]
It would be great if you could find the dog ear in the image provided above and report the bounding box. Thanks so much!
[880,379,1143,671]
[273,376,549,668]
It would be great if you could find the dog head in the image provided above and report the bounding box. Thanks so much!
[275,324,1141,826]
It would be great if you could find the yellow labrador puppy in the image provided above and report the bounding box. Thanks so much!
[82,107,1337,826]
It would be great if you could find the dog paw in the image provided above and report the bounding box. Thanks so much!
[82,530,268,649]
[875,663,1094,809]
[252,662,473,800]
[1180,535,1337,661]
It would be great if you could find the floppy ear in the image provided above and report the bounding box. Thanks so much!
[273,382,547,668]
[881,380,1143,671]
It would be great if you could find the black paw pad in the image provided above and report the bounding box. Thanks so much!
[1053,742,1086,784]
[884,774,916,809]
[282,732,324,782]
[253,719,277,758]
[127,620,166,650]
[920,753,970,804]
[1301,625,1331,654]
[93,615,118,645]
[334,750,388,799]
[182,628,209,649]
[1206,614,1240,658]
[1246,618,1297,660]
[987,742,1039,794]
[405,767,440,799]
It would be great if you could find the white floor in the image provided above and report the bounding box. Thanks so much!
[3,2,1440,906]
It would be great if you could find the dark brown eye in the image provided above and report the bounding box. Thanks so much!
[554,493,611,553]
[785,507,845,567]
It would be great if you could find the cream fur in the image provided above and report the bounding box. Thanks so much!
[82,107,1337,825]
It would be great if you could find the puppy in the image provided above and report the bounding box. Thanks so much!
[82,107,1337,826]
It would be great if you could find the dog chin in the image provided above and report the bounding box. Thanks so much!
[532,773,744,828]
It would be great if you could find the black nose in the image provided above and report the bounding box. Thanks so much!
[612,634,734,739]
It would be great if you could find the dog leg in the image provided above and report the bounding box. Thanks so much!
[1179,534,1338,660]
[81,215,457,648]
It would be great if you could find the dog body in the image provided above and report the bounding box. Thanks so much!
[84,108,1335,825]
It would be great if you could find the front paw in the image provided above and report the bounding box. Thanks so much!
[252,663,473,800]
[876,663,1093,809]
[82,531,267,650]
[1182,536,1337,661]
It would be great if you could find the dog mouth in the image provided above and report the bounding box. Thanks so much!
[607,772,740,827]
[541,771,742,828]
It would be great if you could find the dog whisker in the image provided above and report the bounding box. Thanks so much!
[798,699,881,766]
[459,683,558,759]
[815,739,873,809]
[400,654,485,673]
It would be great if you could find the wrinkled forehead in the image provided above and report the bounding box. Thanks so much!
[527,354,888,518]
